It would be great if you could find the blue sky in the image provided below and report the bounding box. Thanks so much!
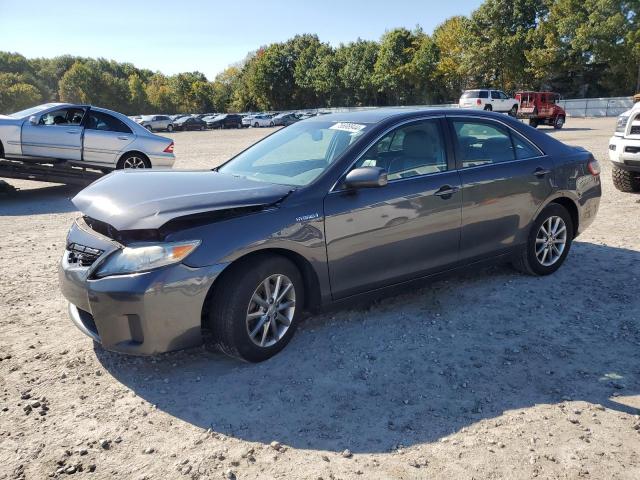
[0,0,482,79]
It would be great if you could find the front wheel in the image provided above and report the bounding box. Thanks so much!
[145,125,153,132]
[553,116,565,129]
[529,118,539,128]
[612,166,640,192]
[166,124,174,132]
[509,105,518,117]
[254,122,259,128]
[205,255,304,362]
[512,203,573,276]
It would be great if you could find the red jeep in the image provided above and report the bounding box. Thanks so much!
[515,91,566,129]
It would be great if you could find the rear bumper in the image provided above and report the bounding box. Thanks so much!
[148,153,175,169]
[609,135,640,170]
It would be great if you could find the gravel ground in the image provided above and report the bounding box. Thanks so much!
[1,117,639,480]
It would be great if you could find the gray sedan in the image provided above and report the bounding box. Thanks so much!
[0,103,175,169]
[59,108,601,362]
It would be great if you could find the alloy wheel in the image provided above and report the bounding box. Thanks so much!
[246,274,296,347]
[535,216,567,266]
[122,156,147,169]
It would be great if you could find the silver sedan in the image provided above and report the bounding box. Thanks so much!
[0,103,175,169]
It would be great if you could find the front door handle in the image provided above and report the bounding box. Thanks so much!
[66,129,80,134]
[534,167,551,177]
[117,136,130,140]
[434,185,460,197]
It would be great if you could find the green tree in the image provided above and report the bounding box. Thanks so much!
[336,40,379,106]
[433,16,472,101]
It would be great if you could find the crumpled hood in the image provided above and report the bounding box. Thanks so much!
[72,170,292,230]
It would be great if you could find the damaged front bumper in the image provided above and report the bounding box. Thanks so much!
[58,218,227,355]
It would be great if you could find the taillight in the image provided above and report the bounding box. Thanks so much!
[476,99,482,105]
[163,142,174,154]
[587,158,600,176]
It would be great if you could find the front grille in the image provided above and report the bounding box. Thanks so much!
[630,126,640,135]
[67,243,104,267]
[625,146,640,154]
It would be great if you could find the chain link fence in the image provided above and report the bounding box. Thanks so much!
[317,97,634,118]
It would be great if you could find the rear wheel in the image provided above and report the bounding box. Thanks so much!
[117,152,151,169]
[512,203,573,276]
[529,118,539,128]
[612,166,640,192]
[205,255,304,362]
[237,123,242,129]
[254,122,259,128]
[484,104,492,111]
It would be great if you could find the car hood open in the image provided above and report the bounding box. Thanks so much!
[72,170,293,231]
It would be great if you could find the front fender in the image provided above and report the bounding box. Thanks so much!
[164,200,331,302]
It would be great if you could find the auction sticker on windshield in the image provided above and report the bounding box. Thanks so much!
[330,122,366,133]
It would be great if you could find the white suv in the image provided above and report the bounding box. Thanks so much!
[609,102,640,192]
[459,89,519,116]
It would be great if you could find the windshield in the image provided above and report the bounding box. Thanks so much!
[9,103,61,119]
[219,120,369,186]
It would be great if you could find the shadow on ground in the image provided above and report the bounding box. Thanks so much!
[98,241,640,453]
[0,183,81,215]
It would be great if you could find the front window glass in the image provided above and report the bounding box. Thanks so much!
[39,108,85,126]
[219,120,369,186]
[352,119,447,180]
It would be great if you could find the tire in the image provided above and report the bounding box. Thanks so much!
[116,152,151,169]
[254,122,259,128]
[167,124,174,132]
[269,121,274,127]
[529,118,539,128]
[484,104,492,111]
[145,125,153,132]
[205,255,304,362]
[509,105,518,117]
[612,166,640,192]
[512,203,574,276]
[553,116,565,129]
[237,123,242,129]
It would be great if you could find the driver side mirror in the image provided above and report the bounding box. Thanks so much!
[343,167,388,189]
[28,115,38,125]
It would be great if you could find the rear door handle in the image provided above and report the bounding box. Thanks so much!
[434,185,460,197]
[534,167,551,177]
[117,136,130,140]
[66,130,80,134]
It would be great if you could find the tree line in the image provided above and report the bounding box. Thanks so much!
[1,0,638,115]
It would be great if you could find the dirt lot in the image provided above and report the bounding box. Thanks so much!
[1,117,639,480]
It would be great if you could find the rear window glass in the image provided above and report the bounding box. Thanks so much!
[462,90,488,99]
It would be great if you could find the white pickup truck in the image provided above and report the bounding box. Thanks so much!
[609,102,640,192]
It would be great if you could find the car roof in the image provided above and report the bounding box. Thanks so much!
[304,107,451,124]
